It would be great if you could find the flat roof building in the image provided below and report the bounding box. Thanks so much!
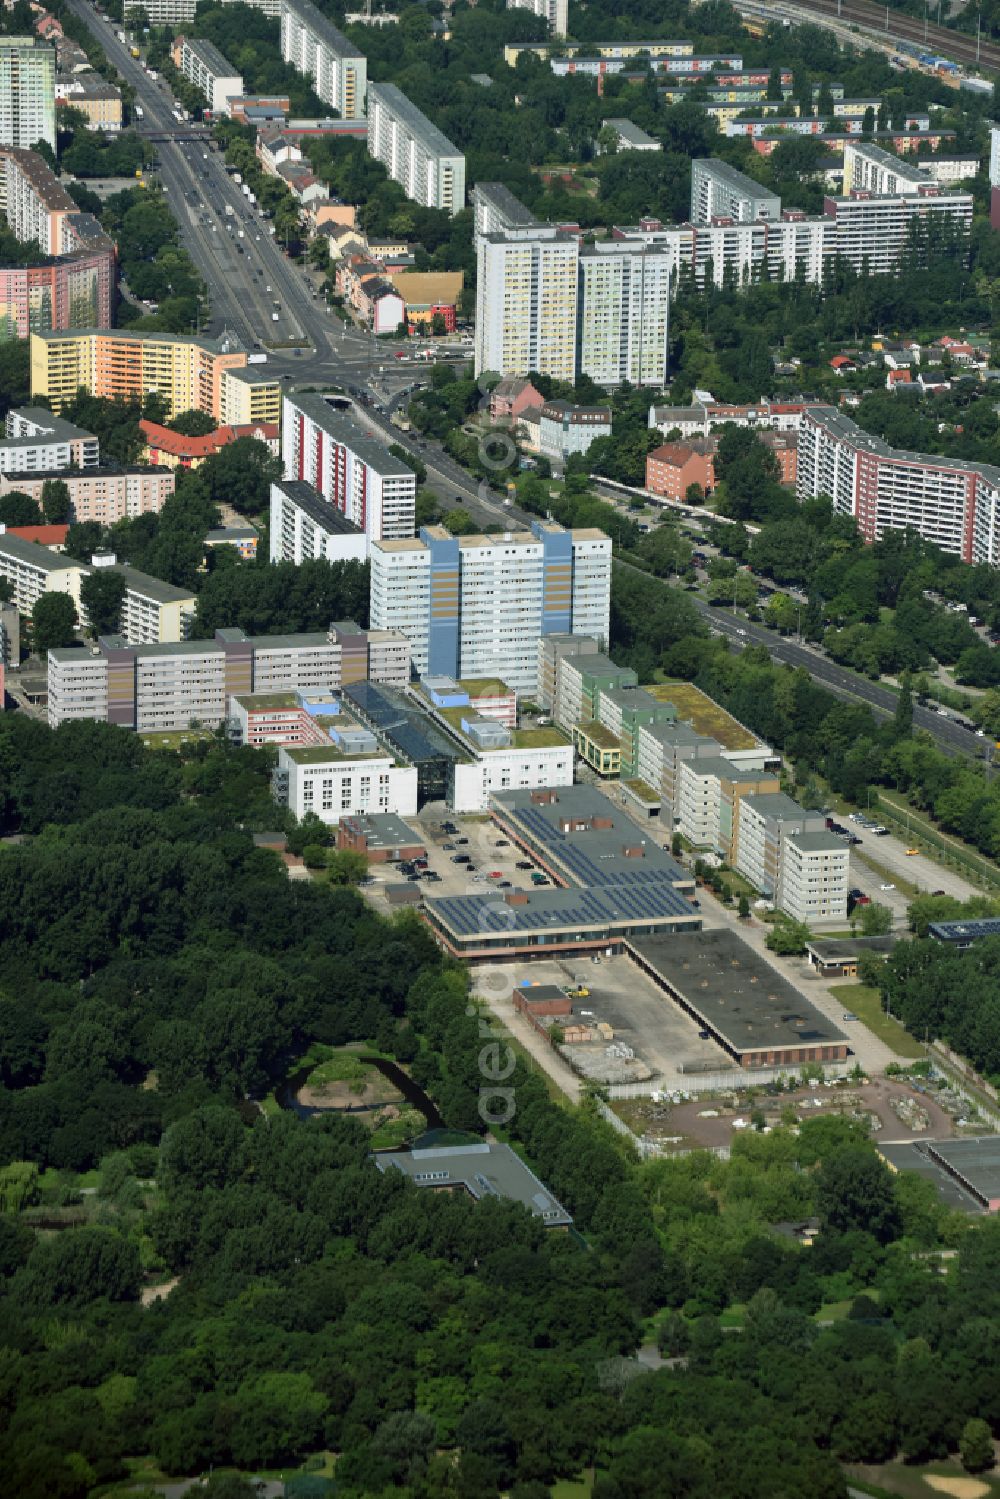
[0,37,55,153]
[602,118,661,152]
[280,0,366,120]
[281,392,415,543]
[269,477,368,566]
[928,918,1000,948]
[367,81,465,214]
[625,928,849,1069]
[374,1141,573,1227]
[422,784,700,961]
[171,36,243,116]
[690,158,781,223]
[471,181,538,240]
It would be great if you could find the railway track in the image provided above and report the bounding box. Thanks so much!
[756,0,1000,71]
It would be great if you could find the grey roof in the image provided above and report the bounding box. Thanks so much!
[847,141,930,183]
[281,0,364,58]
[693,157,780,202]
[205,526,257,540]
[285,394,414,479]
[345,679,468,766]
[272,478,364,535]
[109,562,194,604]
[925,1138,1000,1207]
[6,407,96,444]
[250,630,335,651]
[374,1141,573,1226]
[741,791,811,822]
[805,935,898,960]
[472,181,538,227]
[341,811,423,848]
[785,829,850,853]
[368,81,463,162]
[879,1141,985,1214]
[804,406,1000,490]
[628,929,848,1060]
[0,532,74,571]
[182,37,241,79]
[640,719,714,751]
[604,117,659,148]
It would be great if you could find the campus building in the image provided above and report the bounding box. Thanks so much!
[366,82,465,214]
[0,37,55,153]
[279,0,366,120]
[171,36,243,116]
[0,406,98,472]
[29,329,280,423]
[269,477,368,566]
[421,784,700,962]
[796,405,1000,564]
[280,392,416,543]
[47,621,409,731]
[375,1141,573,1227]
[735,791,848,924]
[690,158,780,223]
[0,465,175,524]
[370,522,611,692]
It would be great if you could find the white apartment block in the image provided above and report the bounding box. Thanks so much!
[279,741,417,826]
[0,467,175,525]
[451,740,573,813]
[842,140,931,197]
[2,406,98,472]
[269,478,368,565]
[475,226,579,380]
[366,82,465,214]
[172,36,243,116]
[675,755,726,849]
[370,521,611,693]
[826,187,973,276]
[797,405,1000,564]
[142,0,279,25]
[281,393,415,543]
[0,530,80,616]
[991,125,1000,188]
[0,38,55,153]
[578,241,671,386]
[506,0,568,35]
[690,158,780,223]
[620,215,836,291]
[777,830,850,925]
[279,0,366,120]
[0,146,74,254]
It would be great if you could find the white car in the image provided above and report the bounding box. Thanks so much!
[879,883,896,892]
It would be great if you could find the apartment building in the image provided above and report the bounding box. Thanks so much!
[690,158,780,223]
[0,38,55,153]
[736,791,848,923]
[841,140,931,197]
[578,240,671,387]
[538,401,612,461]
[370,522,611,692]
[475,226,579,380]
[1,406,98,472]
[47,621,409,731]
[545,647,636,732]
[506,0,568,35]
[0,465,174,524]
[140,418,279,470]
[824,185,973,276]
[280,0,366,120]
[171,36,243,116]
[0,534,195,642]
[366,82,465,214]
[618,213,836,291]
[536,632,600,713]
[471,181,538,240]
[796,405,1000,564]
[55,72,123,132]
[0,146,74,253]
[269,477,368,565]
[281,392,416,542]
[503,40,695,67]
[29,329,278,422]
[648,397,809,438]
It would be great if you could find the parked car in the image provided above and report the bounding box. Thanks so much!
[442,842,455,851]
[516,860,533,869]
[879,882,896,892]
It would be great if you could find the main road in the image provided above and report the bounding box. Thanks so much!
[64,0,422,391]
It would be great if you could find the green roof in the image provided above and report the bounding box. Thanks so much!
[459,677,511,697]
[283,744,388,765]
[510,726,570,749]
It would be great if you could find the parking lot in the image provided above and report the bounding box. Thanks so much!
[359,810,553,908]
[472,953,733,1090]
[842,813,981,908]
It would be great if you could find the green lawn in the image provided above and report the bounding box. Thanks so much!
[551,1472,595,1498]
[829,982,926,1060]
[847,1458,1000,1498]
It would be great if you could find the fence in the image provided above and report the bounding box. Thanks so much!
[594,1097,731,1160]
[875,791,1000,892]
[605,1063,851,1098]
